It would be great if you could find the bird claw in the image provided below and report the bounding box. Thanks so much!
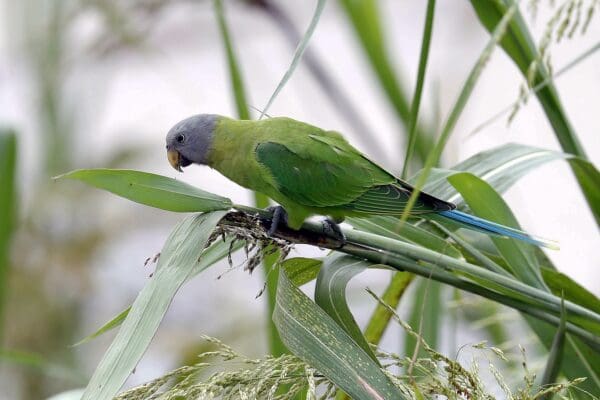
[322,218,346,247]
[267,206,288,236]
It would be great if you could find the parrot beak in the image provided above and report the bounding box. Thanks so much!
[167,149,183,172]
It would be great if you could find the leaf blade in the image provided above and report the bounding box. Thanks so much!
[314,253,380,362]
[58,169,232,212]
[82,211,227,400]
[273,268,404,400]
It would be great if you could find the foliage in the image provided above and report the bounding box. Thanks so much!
[3,1,599,399]
[57,140,600,398]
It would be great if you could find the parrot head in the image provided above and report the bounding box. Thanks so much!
[166,114,217,172]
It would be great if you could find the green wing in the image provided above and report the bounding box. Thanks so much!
[255,132,454,215]
[255,141,380,207]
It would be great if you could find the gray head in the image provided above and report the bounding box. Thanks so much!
[166,114,218,171]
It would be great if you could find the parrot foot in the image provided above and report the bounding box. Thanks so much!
[267,206,288,236]
[322,218,346,247]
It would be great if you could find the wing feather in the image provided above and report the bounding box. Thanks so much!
[254,122,454,214]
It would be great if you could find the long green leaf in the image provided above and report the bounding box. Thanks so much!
[363,272,414,345]
[540,298,567,393]
[403,2,518,223]
[58,169,232,212]
[73,307,131,347]
[447,173,600,393]
[314,253,380,362]
[340,230,599,348]
[362,141,567,353]
[260,0,326,118]
[402,0,436,178]
[541,268,600,314]
[404,279,442,365]
[469,0,599,224]
[347,215,462,259]
[273,269,405,400]
[46,389,85,400]
[74,236,240,346]
[339,0,432,163]
[214,0,250,120]
[82,211,227,400]
[447,172,546,289]
[281,257,322,287]
[342,227,600,330]
[214,0,285,357]
[0,131,16,341]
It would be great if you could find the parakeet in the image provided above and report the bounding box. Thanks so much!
[166,114,555,249]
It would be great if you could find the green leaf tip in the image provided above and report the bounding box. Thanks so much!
[56,168,233,213]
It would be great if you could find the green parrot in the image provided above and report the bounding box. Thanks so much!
[166,114,555,248]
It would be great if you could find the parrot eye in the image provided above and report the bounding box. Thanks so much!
[176,134,185,143]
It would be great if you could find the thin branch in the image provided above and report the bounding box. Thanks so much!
[247,0,386,160]
[224,206,600,350]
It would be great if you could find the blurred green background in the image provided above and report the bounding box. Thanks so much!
[0,1,598,398]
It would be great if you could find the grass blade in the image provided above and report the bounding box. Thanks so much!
[260,0,326,118]
[58,169,232,212]
[402,2,518,224]
[273,268,405,400]
[541,268,600,314]
[0,130,17,342]
[339,0,432,163]
[73,236,240,347]
[73,307,131,347]
[401,0,436,178]
[214,0,249,120]
[348,215,462,259]
[46,389,85,400]
[82,211,227,400]
[446,172,547,289]
[250,0,384,159]
[213,0,287,356]
[340,232,599,348]
[281,257,322,287]
[469,0,599,224]
[314,253,379,362]
[404,279,442,368]
[447,172,599,392]
[540,298,567,393]
[363,272,413,345]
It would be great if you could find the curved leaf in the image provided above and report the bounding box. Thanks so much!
[82,211,227,400]
[58,169,232,212]
[260,0,326,117]
[281,257,322,287]
[314,253,380,362]
[469,0,599,224]
[73,236,240,347]
[73,307,131,347]
[273,268,404,400]
[421,143,571,205]
[447,173,600,392]
[542,268,600,315]
[447,172,546,289]
[348,215,462,259]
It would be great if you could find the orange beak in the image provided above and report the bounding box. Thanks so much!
[167,149,183,172]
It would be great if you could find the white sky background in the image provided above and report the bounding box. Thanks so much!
[1,0,599,396]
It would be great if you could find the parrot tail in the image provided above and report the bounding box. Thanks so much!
[438,210,559,250]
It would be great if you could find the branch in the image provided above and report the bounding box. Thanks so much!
[223,207,600,351]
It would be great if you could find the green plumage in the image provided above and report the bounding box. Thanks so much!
[207,116,453,229]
